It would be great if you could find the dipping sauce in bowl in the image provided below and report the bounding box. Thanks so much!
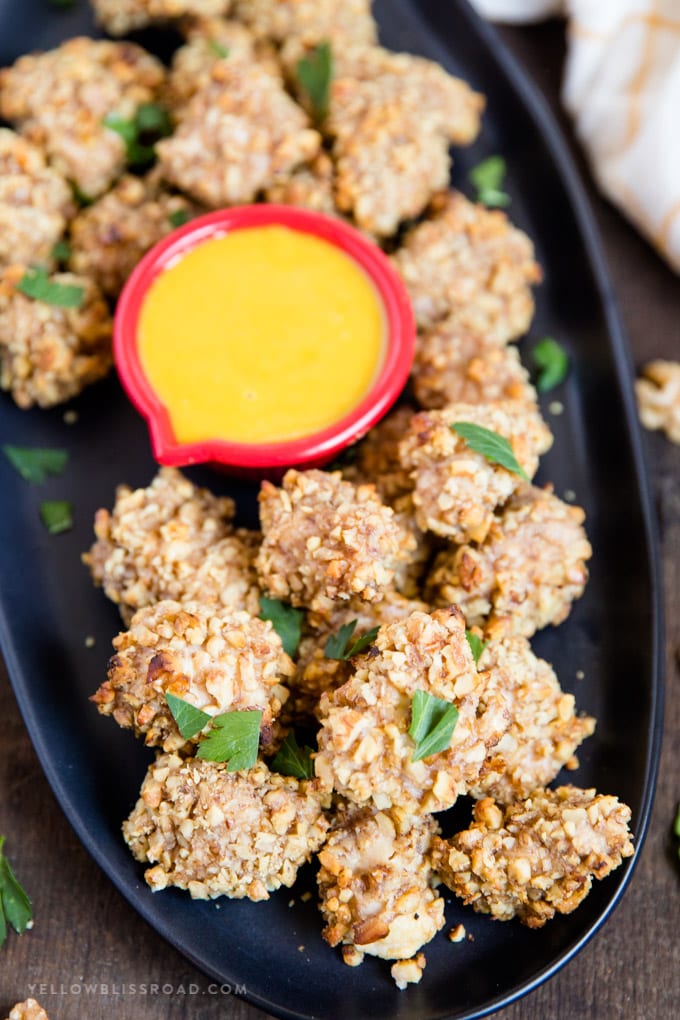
[114,205,415,473]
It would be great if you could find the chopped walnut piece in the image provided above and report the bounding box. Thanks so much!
[123,753,329,900]
[0,37,166,198]
[256,469,415,614]
[426,483,591,637]
[393,190,541,333]
[399,402,553,544]
[317,805,444,975]
[0,263,112,409]
[93,600,292,753]
[433,786,634,927]
[636,359,680,444]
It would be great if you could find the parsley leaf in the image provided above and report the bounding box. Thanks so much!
[51,239,71,263]
[469,156,511,208]
[17,267,84,308]
[532,337,569,393]
[324,620,380,660]
[197,710,262,771]
[3,445,68,485]
[271,732,315,780]
[168,208,192,229]
[451,422,529,482]
[297,41,333,122]
[165,692,211,740]
[208,39,229,58]
[259,596,303,658]
[104,102,172,170]
[39,500,73,535]
[465,630,488,667]
[0,836,32,948]
[409,690,459,762]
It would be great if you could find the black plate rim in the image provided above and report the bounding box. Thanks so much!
[0,2,665,1018]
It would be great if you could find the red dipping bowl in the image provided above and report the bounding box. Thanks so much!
[114,204,416,476]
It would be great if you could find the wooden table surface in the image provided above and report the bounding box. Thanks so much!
[2,19,679,1020]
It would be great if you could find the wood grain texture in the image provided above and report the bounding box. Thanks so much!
[2,19,680,1020]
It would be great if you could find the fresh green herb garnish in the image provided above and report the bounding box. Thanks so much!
[297,41,333,122]
[324,620,380,660]
[208,39,229,59]
[3,445,68,485]
[165,692,211,740]
[259,596,303,658]
[104,102,172,169]
[469,156,510,208]
[16,267,84,309]
[409,690,459,762]
[0,836,32,948]
[197,709,262,771]
[39,500,73,535]
[451,422,529,481]
[71,184,93,207]
[532,337,569,393]
[51,239,71,263]
[168,208,192,229]
[465,630,488,668]
[271,732,315,780]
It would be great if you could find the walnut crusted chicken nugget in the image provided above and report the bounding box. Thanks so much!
[413,313,537,410]
[399,402,553,545]
[327,51,483,237]
[68,173,198,298]
[315,608,509,815]
[233,0,377,50]
[432,786,634,928]
[256,469,416,614]
[0,264,112,409]
[5,1003,51,1020]
[343,404,417,508]
[393,190,541,333]
[91,0,234,37]
[0,128,75,271]
[0,38,166,199]
[635,359,680,445]
[84,467,262,622]
[123,753,329,901]
[156,58,320,207]
[469,637,596,803]
[93,600,292,752]
[317,805,445,985]
[425,483,591,638]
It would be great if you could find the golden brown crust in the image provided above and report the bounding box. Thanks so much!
[0,263,112,408]
[123,753,329,900]
[5,1002,50,1020]
[636,359,680,444]
[433,786,634,927]
[92,0,233,36]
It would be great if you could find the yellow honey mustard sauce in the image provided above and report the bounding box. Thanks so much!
[138,225,386,445]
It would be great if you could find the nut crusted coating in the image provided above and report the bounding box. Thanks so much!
[636,359,680,444]
[69,173,198,297]
[5,1003,51,1020]
[91,0,233,36]
[0,128,75,270]
[93,600,292,752]
[157,59,320,207]
[265,152,338,216]
[0,38,166,198]
[0,264,112,409]
[343,404,417,507]
[123,753,329,900]
[399,402,553,544]
[318,806,445,972]
[393,190,542,333]
[256,469,416,614]
[233,0,376,48]
[432,786,634,927]
[83,467,264,622]
[413,314,537,410]
[315,608,508,815]
[328,51,483,237]
[469,637,596,803]
[425,483,591,638]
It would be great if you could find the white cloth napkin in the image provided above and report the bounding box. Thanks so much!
[468,0,680,274]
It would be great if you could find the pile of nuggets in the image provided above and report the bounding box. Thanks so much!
[1,0,634,991]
